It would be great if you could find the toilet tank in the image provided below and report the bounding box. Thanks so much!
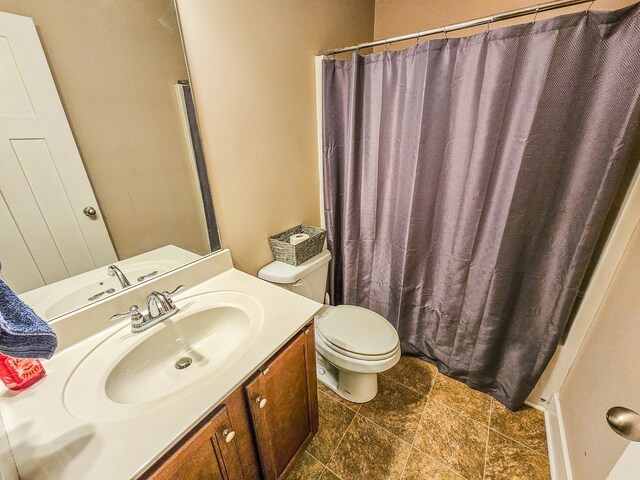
[257,250,332,303]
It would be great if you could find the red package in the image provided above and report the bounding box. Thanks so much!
[0,354,46,391]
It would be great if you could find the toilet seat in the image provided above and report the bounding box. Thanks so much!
[317,305,399,360]
[315,330,401,375]
[317,330,399,361]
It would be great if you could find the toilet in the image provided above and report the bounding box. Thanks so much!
[258,250,400,403]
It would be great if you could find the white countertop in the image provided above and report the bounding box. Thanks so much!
[0,251,322,479]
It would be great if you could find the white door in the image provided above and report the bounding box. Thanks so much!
[0,11,116,293]
[559,209,640,478]
[608,442,640,479]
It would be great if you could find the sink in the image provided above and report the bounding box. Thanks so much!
[63,291,264,421]
[106,305,251,404]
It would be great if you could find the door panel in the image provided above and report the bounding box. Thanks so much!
[11,139,95,274]
[0,37,32,116]
[225,386,262,480]
[146,405,246,480]
[0,141,69,284]
[0,11,116,293]
[245,326,318,480]
[561,219,640,479]
[210,409,246,480]
[0,192,46,291]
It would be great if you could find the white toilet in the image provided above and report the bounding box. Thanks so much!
[258,250,400,403]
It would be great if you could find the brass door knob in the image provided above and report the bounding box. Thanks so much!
[83,206,97,218]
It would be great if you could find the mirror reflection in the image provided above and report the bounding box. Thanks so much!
[0,0,219,319]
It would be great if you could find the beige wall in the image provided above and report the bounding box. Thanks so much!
[0,0,209,259]
[176,0,376,274]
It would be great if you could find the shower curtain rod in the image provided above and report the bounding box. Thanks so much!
[319,0,594,56]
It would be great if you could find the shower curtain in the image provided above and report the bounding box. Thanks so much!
[322,3,640,409]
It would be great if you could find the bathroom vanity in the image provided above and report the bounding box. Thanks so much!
[144,325,318,480]
[0,250,322,479]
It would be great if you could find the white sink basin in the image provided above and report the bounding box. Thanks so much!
[106,305,251,404]
[63,291,264,421]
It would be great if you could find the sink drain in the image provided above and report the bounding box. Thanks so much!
[175,357,192,370]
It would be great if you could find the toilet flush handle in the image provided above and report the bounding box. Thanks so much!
[291,280,304,287]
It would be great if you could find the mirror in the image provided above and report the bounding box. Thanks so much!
[0,1,220,320]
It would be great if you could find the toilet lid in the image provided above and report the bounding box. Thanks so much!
[317,305,399,357]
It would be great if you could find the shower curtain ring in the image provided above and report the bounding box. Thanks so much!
[416,32,421,46]
[532,5,540,24]
[487,15,494,32]
[384,39,389,52]
[443,26,448,41]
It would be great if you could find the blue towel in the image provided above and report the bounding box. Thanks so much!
[0,280,57,359]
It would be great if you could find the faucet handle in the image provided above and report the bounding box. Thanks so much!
[110,305,142,323]
[163,285,186,297]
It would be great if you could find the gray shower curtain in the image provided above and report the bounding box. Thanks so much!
[322,3,640,410]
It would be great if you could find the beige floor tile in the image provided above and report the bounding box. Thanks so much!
[358,375,428,442]
[490,400,548,454]
[430,374,492,424]
[402,448,464,480]
[484,430,551,480]
[318,381,361,412]
[308,391,357,464]
[287,451,325,480]
[381,356,438,395]
[328,415,411,480]
[414,400,488,480]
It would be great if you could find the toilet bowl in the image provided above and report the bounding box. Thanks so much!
[315,305,400,402]
[258,250,400,403]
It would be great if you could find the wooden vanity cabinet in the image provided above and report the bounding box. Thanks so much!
[245,325,319,480]
[143,323,317,480]
[145,401,247,480]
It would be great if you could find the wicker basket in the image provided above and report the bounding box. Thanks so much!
[268,224,326,266]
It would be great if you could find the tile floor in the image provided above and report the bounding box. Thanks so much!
[289,357,550,480]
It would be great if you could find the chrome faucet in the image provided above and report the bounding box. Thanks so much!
[147,290,176,319]
[107,265,131,288]
[110,285,185,333]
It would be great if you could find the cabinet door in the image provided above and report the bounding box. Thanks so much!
[145,404,246,480]
[245,325,319,480]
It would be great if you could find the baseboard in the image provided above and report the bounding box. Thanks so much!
[545,393,573,480]
[524,400,547,411]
